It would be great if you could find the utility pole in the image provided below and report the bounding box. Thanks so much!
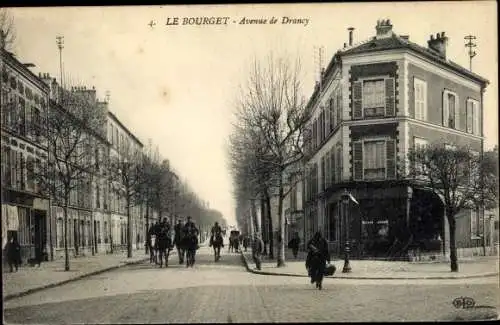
[56,36,64,91]
[464,35,477,72]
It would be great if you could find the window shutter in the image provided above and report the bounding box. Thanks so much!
[331,148,336,184]
[352,81,362,119]
[443,92,449,127]
[454,95,460,130]
[325,104,331,135]
[385,78,395,116]
[326,152,331,188]
[386,139,396,179]
[466,100,473,133]
[330,97,335,131]
[337,92,342,124]
[473,101,480,135]
[353,141,363,180]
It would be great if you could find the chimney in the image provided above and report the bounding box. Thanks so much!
[348,27,355,46]
[375,19,393,39]
[400,35,409,41]
[343,42,347,48]
[427,32,448,59]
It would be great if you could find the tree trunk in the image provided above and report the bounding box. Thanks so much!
[266,195,274,259]
[127,195,132,258]
[277,177,285,267]
[260,198,268,255]
[145,199,149,254]
[447,213,458,272]
[63,200,70,271]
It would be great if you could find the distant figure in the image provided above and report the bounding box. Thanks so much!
[243,235,250,252]
[252,233,265,271]
[288,232,301,259]
[183,216,199,267]
[5,235,21,272]
[306,231,330,290]
[210,222,224,262]
[174,218,185,264]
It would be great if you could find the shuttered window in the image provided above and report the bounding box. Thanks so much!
[466,99,480,136]
[325,151,331,189]
[353,139,396,181]
[330,148,336,184]
[414,78,427,121]
[443,90,458,129]
[336,145,342,182]
[353,78,395,119]
[325,104,331,136]
[320,156,325,192]
[329,97,335,131]
[336,91,342,124]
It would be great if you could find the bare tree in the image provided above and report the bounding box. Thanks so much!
[0,8,16,52]
[109,139,144,258]
[405,143,496,272]
[38,86,106,271]
[231,53,309,267]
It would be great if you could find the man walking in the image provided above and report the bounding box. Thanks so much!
[174,218,185,264]
[252,233,265,271]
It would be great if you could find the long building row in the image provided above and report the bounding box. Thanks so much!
[1,48,162,263]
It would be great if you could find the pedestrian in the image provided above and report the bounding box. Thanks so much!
[243,235,249,252]
[174,218,185,264]
[306,231,330,290]
[288,231,301,259]
[252,233,264,270]
[5,235,21,272]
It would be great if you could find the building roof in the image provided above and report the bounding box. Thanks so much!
[107,110,144,147]
[339,33,489,86]
[2,49,50,92]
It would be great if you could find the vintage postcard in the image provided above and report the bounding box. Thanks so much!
[1,2,498,323]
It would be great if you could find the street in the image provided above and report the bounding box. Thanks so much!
[3,246,499,323]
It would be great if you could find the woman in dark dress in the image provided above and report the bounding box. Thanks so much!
[305,231,330,290]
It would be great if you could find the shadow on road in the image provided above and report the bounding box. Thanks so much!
[124,248,245,271]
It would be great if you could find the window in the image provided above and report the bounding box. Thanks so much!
[353,139,396,181]
[320,155,325,191]
[353,78,395,119]
[363,79,386,117]
[26,156,35,191]
[336,91,342,124]
[364,141,386,180]
[1,146,11,187]
[325,150,331,189]
[414,78,427,121]
[96,181,101,209]
[312,119,317,149]
[325,104,331,136]
[466,99,480,135]
[414,137,429,177]
[33,107,41,139]
[336,145,342,182]
[57,217,64,248]
[329,97,335,131]
[104,221,108,244]
[443,90,458,129]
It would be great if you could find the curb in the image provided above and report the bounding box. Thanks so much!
[240,253,499,280]
[4,257,149,302]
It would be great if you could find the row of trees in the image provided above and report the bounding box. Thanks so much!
[228,53,498,272]
[1,9,225,271]
[228,54,310,267]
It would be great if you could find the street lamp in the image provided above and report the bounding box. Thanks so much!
[341,189,352,273]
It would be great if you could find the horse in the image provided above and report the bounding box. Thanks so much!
[211,232,224,262]
[156,229,172,268]
[183,232,199,268]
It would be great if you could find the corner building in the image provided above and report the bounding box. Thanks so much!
[302,20,489,259]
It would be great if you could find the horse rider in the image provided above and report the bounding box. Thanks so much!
[174,217,185,264]
[210,221,223,247]
[183,216,199,266]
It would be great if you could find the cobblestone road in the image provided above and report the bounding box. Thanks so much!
[4,247,499,323]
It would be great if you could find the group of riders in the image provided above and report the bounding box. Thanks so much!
[146,216,232,267]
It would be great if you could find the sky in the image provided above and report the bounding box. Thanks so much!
[8,2,498,227]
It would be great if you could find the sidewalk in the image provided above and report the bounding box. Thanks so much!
[2,250,153,301]
[241,251,499,280]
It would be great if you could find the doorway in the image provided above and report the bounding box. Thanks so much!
[33,210,47,262]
